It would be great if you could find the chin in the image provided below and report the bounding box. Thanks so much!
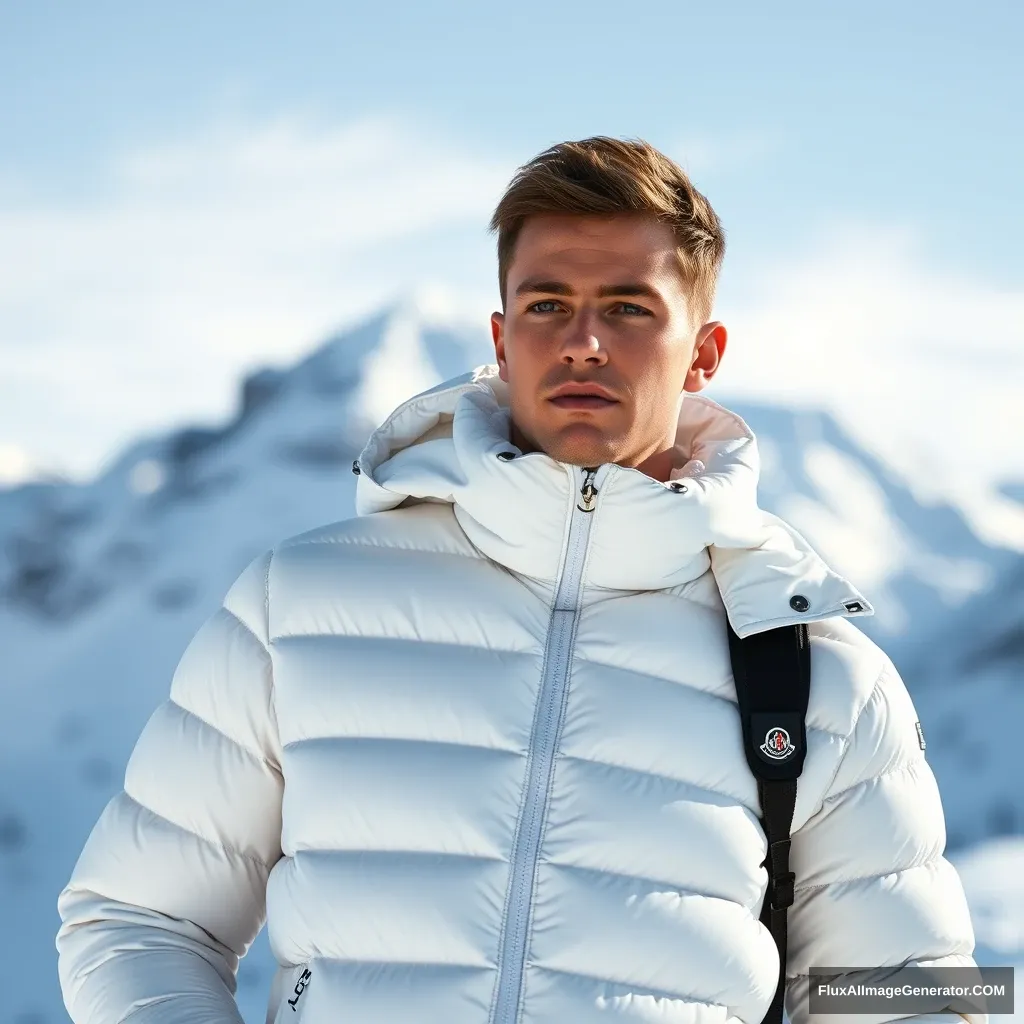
[541,430,619,468]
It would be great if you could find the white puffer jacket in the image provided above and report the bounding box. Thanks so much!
[57,366,981,1024]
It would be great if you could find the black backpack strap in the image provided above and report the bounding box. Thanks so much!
[727,622,811,1024]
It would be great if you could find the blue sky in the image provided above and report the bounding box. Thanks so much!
[4,0,1021,277]
[1,0,1022,538]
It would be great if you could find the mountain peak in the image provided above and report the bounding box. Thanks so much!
[286,294,492,431]
[386,282,494,333]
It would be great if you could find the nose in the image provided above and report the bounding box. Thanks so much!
[560,308,608,366]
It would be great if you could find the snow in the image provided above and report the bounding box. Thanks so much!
[0,299,1020,1024]
[0,442,43,486]
[954,838,1024,956]
[950,839,1024,1022]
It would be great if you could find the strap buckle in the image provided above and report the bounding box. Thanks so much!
[763,838,795,910]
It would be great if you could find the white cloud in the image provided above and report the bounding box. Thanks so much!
[0,113,507,478]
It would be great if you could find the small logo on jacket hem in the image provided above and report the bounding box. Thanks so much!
[288,967,312,1012]
[760,726,795,761]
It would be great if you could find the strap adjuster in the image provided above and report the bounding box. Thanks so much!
[766,838,791,875]
[770,871,796,910]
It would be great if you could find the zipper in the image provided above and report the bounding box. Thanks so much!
[490,464,603,1024]
[577,467,597,512]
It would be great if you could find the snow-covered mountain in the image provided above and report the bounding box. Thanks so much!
[716,400,1007,665]
[1,297,1020,1024]
[899,551,1024,847]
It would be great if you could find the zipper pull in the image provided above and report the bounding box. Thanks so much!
[577,468,599,512]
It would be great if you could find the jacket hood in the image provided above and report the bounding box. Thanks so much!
[354,364,873,637]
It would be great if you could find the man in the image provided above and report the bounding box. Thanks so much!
[57,137,981,1024]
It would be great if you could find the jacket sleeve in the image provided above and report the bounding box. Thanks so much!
[56,551,284,1024]
[783,653,985,1024]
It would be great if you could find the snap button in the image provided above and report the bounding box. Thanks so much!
[496,451,517,461]
[789,594,810,612]
[351,460,361,475]
[669,481,688,493]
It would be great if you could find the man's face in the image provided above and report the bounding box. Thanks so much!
[491,213,726,478]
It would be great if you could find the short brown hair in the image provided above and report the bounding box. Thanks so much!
[489,136,725,324]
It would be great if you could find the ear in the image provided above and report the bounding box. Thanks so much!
[684,321,727,393]
[491,311,508,382]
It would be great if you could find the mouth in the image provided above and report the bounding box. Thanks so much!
[548,394,618,410]
[547,384,620,410]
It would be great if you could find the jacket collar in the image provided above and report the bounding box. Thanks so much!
[354,365,873,638]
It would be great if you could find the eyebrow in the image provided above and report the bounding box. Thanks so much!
[514,278,664,301]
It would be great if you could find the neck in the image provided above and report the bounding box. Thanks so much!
[509,421,679,484]
[629,446,678,483]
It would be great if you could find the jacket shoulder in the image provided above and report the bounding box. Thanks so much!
[803,615,898,741]
[275,502,481,561]
[260,505,505,643]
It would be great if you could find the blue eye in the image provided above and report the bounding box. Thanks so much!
[528,300,561,313]
[618,303,650,316]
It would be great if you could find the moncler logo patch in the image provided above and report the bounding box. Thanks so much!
[760,726,795,761]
